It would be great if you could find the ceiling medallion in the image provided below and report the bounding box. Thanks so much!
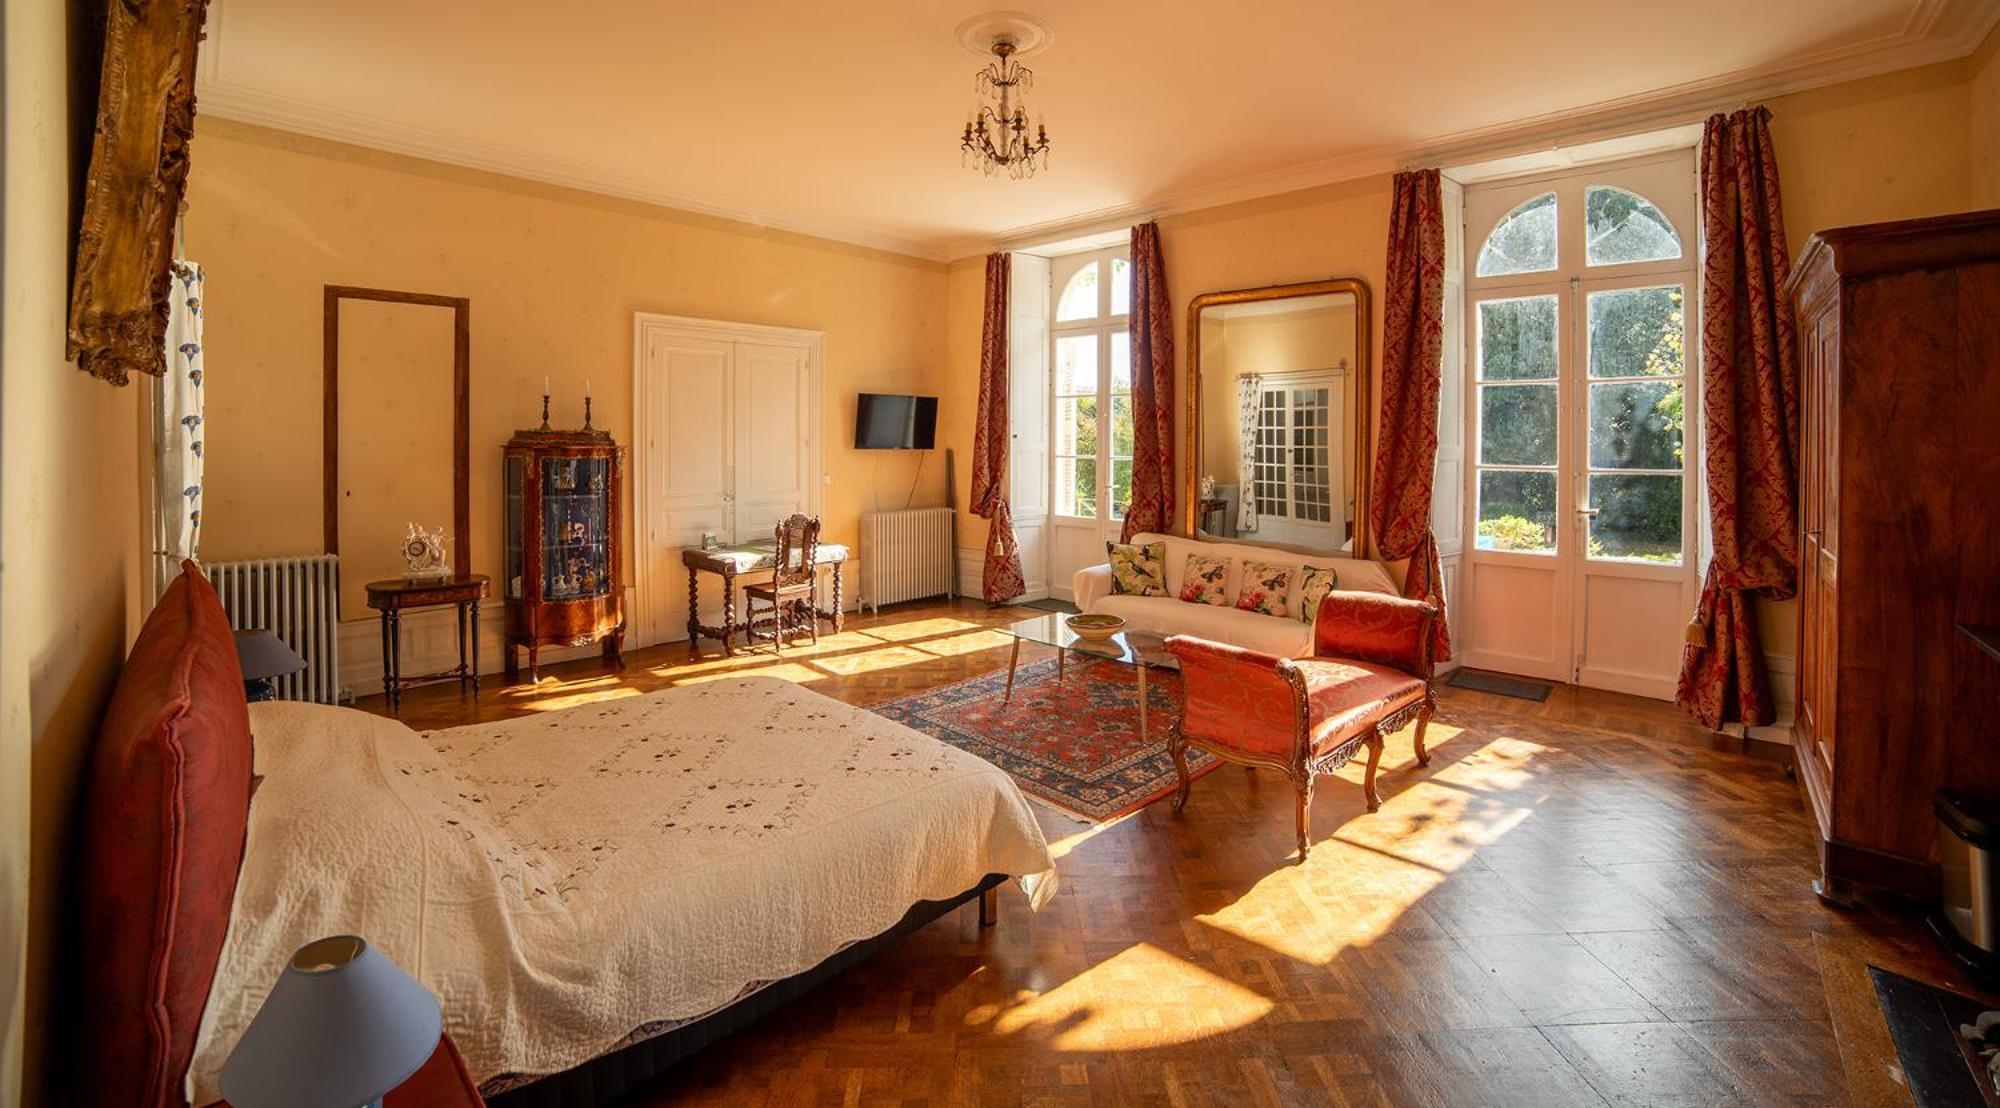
[956,13,1053,179]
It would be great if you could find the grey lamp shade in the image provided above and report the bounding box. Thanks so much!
[233,629,307,682]
[220,935,442,1108]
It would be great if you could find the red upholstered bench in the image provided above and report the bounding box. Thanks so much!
[1166,591,1439,859]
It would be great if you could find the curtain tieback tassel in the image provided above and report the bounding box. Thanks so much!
[1684,616,1710,647]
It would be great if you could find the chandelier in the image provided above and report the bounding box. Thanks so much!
[960,38,1051,179]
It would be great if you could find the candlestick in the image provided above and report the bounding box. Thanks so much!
[538,390,551,431]
[582,395,594,431]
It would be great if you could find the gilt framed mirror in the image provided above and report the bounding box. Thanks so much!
[1184,278,1372,558]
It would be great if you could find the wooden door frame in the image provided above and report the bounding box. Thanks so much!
[322,285,473,587]
[629,311,825,648]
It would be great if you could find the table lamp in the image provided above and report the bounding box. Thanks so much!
[220,935,442,1108]
[233,629,305,702]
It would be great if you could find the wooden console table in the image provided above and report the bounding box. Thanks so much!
[683,542,848,657]
[365,574,489,713]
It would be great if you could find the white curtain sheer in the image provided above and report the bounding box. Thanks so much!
[155,260,205,592]
[1236,373,1260,533]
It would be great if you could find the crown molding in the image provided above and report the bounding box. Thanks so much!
[194,0,1998,265]
[193,80,955,262]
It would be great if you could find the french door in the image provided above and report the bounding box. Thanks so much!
[1456,152,1700,698]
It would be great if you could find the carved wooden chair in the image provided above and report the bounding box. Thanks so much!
[744,513,821,654]
[1166,591,1439,860]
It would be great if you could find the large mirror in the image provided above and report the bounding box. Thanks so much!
[323,285,471,616]
[1186,278,1371,556]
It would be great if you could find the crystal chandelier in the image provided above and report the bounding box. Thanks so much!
[960,38,1051,179]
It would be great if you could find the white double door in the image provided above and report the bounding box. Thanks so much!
[1455,154,1700,699]
[632,313,822,646]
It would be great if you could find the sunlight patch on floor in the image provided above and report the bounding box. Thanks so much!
[517,686,646,712]
[908,628,1015,657]
[854,617,984,642]
[670,662,826,687]
[981,942,1273,1050]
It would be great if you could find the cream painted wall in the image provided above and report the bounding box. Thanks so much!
[2,0,145,1102]
[187,121,948,643]
[1971,22,2000,207]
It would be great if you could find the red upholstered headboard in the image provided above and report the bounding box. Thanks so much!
[76,561,254,1108]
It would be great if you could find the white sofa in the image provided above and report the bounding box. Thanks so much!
[1072,531,1399,658]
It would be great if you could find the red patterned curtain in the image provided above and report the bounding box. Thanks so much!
[1676,107,1799,730]
[1121,221,1175,540]
[972,252,1026,603]
[1368,168,1451,661]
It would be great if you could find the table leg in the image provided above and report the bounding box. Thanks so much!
[1138,663,1149,744]
[379,609,394,706]
[1056,647,1065,685]
[720,570,737,658]
[831,562,845,632]
[387,609,402,714]
[470,600,482,695]
[456,602,469,692]
[1004,637,1021,701]
[686,564,700,658]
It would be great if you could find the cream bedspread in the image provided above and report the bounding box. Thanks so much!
[188,677,1056,1102]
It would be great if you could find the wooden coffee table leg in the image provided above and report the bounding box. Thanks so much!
[1005,637,1021,700]
[1056,647,1065,685]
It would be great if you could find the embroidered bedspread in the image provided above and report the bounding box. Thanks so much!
[188,677,1057,1101]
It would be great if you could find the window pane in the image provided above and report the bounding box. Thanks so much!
[1478,296,1557,381]
[1055,334,1097,394]
[1476,471,1558,553]
[1475,193,1557,277]
[1069,456,1098,517]
[1586,186,1682,266]
[1056,263,1099,321]
[1588,286,1684,378]
[1110,331,1131,393]
[1109,394,1134,457]
[1479,384,1557,466]
[1053,394,1098,456]
[1110,257,1131,316]
[1109,458,1132,520]
[1589,380,1684,470]
[1588,474,1682,563]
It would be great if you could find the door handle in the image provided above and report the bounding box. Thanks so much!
[1576,508,1600,517]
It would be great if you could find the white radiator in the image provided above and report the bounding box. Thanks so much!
[859,507,955,613]
[206,555,342,704]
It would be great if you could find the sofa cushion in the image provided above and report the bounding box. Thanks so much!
[1178,552,1232,605]
[78,562,254,1108]
[1094,594,1313,658]
[1236,560,1295,618]
[1296,563,1341,622]
[1105,540,1167,597]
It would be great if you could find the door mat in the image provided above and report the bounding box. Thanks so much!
[1446,668,1554,702]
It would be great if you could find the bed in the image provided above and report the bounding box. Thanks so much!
[74,563,1056,1107]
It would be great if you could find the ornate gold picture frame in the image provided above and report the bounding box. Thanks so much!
[66,0,210,385]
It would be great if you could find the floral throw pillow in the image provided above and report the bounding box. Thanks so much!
[1179,553,1232,606]
[1105,541,1167,597]
[1235,560,1295,618]
[1296,564,1341,623]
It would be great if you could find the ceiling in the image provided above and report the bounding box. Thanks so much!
[196,0,2000,260]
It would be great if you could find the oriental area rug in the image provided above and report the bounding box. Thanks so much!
[869,654,1220,823]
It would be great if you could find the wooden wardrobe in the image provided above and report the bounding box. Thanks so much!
[1789,208,2000,903]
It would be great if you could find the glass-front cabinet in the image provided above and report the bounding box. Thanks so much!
[502,428,625,683]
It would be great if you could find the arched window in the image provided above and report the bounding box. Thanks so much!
[1585,186,1682,266]
[1475,192,1557,277]
[1051,248,1132,520]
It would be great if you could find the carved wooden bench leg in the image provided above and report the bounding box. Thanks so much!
[1169,727,1193,813]
[1363,732,1385,812]
[978,885,998,926]
[1294,773,1315,861]
[1414,692,1436,768]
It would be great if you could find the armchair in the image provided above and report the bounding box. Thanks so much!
[1166,591,1438,859]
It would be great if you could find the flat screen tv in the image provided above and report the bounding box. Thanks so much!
[854,393,938,450]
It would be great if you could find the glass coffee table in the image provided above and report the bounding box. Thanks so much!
[1000,614,1178,742]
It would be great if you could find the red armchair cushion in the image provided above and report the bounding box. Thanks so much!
[1166,636,1298,760]
[1312,591,1435,677]
[77,562,254,1108]
[1296,659,1428,757]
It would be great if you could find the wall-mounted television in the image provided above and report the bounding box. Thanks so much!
[854,393,938,450]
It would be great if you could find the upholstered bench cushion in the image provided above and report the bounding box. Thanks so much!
[1294,658,1427,757]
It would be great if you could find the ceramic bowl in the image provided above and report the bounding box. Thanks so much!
[1065,613,1126,642]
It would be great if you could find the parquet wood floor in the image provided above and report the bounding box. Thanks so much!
[373,600,1976,1107]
